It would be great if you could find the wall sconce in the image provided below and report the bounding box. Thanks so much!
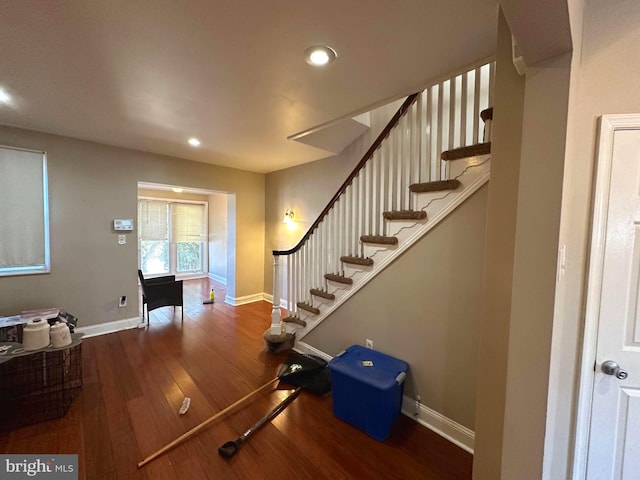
[283,209,296,230]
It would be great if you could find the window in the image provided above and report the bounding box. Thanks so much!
[0,146,50,276]
[138,199,207,277]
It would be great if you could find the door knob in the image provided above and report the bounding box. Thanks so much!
[601,360,628,380]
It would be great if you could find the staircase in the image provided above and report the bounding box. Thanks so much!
[269,61,495,339]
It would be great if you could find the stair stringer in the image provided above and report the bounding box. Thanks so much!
[289,155,490,341]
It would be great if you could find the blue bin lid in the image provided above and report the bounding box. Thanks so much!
[329,345,409,390]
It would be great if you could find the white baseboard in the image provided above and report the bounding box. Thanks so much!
[208,273,227,285]
[262,294,288,309]
[401,398,475,453]
[224,293,268,306]
[295,341,474,453]
[294,341,334,362]
[75,316,144,338]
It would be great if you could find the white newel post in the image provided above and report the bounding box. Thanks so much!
[270,254,282,335]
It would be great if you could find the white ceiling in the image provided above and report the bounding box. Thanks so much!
[0,1,498,173]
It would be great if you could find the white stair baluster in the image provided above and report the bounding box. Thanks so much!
[461,73,468,148]
[410,97,419,198]
[352,178,358,252]
[449,77,456,150]
[466,70,476,147]
[372,150,380,234]
[286,253,292,314]
[313,235,316,294]
[358,170,364,249]
[435,83,443,181]
[386,131,393,213]
[489,61,495,111]
[270,254,281,334]
[366,156,373,235]
[404,113,410,209]
[401,112,409,210]
[291,251,297,316]
[425,88,433,183]
[320,220,326,285]
[417,92,426,184]
[473,66,482,143]
[395,124,402,211]
[380,141,389,236]
[333,206,339,273]
[337,197,343,269]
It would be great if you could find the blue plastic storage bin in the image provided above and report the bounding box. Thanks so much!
[329,345,409,441]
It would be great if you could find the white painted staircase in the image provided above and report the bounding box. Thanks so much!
[269,61,495,342]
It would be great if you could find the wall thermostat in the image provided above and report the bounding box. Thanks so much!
[113,219,134,231]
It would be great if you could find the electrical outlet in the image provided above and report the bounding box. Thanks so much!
[119,295,127,308]
[365,339,374,349]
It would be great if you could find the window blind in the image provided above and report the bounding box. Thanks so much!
[138,200,168,241]
[171,203,205,243]
[0,146,49,275]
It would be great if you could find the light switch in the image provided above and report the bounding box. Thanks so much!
[118,235,126,245]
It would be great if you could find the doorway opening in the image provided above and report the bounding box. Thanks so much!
[137,182,233,288]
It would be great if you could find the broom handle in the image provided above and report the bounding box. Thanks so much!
[137,377,278,468]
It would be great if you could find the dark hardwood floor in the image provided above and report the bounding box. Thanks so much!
[0,278,472,479]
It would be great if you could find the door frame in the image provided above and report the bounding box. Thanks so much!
[574,114,640,478]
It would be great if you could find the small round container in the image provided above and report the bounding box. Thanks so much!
[22,318,51,351]
[50,321,72,348]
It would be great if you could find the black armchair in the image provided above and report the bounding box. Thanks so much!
[138,270,183,323]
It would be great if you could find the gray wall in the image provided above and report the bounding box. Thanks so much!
[474,6,572,478]
[0,125,265,326]
[544,1,640,478]
[472,10,526,478]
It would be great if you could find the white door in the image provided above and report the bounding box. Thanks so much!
[585,116,640,479]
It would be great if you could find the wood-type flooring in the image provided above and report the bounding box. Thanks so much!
[0,278,472,479]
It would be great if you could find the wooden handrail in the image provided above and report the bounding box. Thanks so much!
[273,93,419,256]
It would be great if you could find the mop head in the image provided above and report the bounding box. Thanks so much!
[263,329,296,353]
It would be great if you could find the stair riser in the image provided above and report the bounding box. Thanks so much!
[448,154,490,180]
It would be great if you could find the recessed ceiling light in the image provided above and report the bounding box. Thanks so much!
[188,138,201,147]
[172,187,184,193]
[304,45,337,66]
[0,88,11,104]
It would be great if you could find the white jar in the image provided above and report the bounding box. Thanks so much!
[50,321,72,348]
[22,318,51,351]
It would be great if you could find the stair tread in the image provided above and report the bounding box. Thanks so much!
[409,179,461,193]
[441,142,491,161]
[324,273,353,285]
[310,288,336,300]
[480,107,493,122]
[360,235,399,245]
[283,316,307,327]
[341,255,374,266]
[382,210,427,220]
[296,302,320,314]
